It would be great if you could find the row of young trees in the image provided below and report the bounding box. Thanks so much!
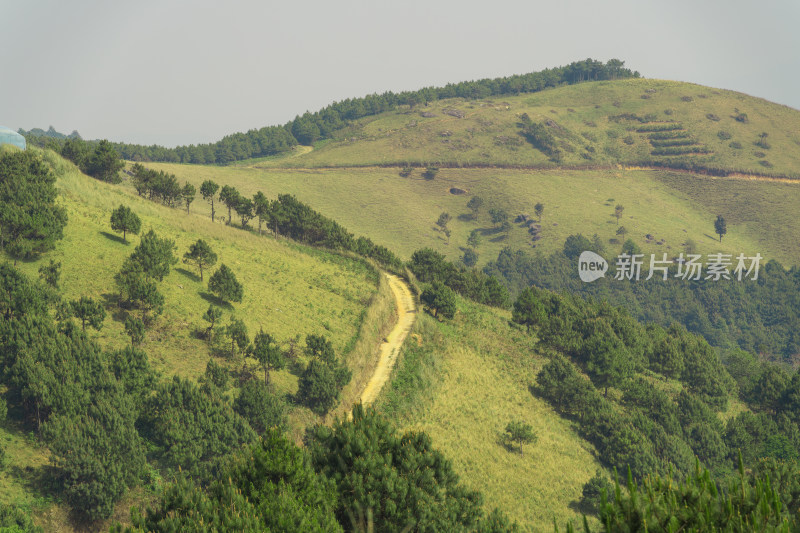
[108,202,355,418]
[125,165,404,270]
[20,59,637,166]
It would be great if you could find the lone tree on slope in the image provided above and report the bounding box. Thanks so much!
[534,202,544,222]
[614,204,624,225]
[183,239,217,281]
[70,296,106,331]
[503,421,537,455]
[182,182,196,214]
[250,329,285,386]
[714,215,727,242]
[208,263,244,303]
[467,196,484,220]
[436,212,451,231]
[110,205,141,243]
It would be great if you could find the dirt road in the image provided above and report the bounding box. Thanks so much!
[356,274,416,409]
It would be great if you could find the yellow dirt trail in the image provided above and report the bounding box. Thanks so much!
[354,274,416,411]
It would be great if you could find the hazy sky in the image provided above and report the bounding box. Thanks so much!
[2,0,797,146]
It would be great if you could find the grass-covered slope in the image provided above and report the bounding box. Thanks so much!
[140,162,800,268]
[133,80,800,271]
[376,298,602,531]
[1,149,387,530]
[266,79,800,176]
[10,150,378,385]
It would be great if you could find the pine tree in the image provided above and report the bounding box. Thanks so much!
[208,264,244,303]
[181,182,196,213]
[110,204,141,243]
[200,180,220,222]
[250,329,285,385]
[715,214,727,242]
[69,296,106,331]
[183,239,217,281]
[0,150,68,261]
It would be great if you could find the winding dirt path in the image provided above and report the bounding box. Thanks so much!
[356,274,416,409]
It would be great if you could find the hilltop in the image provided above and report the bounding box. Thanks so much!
[262,78,800,177]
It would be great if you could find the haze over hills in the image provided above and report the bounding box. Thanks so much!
[7,64,800,532]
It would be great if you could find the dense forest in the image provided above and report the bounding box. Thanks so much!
[21,59,638,164]
[485,238,800,363]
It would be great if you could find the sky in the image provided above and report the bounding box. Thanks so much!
[2,0,798,147]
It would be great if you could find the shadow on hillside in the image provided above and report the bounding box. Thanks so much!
[568,499,595,517]
[199,291,233,310]
[99,231,128,245]
[457,213,474,222]
[6,463,51,501]
[490,234,508,242]
[100,292,129,323]
[476,226,504,236]
[704,233,721,242]
[175,267,200,282]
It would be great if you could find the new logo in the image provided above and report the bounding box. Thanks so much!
[578,251,608,283]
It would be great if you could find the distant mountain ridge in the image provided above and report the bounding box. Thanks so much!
[21,59,639,164]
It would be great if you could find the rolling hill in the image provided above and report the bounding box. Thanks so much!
[136,79,800,272]
[252,78,800,176]
[0,148,391,529]
[7,74,800,532]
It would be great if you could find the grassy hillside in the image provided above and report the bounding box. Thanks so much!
[250,79,800,177]
[1,149,382,528]
[134,80,800,270]
[376,298,602,531]
[139,162,800,268]
[11,150,378,383]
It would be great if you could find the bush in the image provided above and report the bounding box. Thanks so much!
[580,470,614,514]
[717,130,732,140]
[462,248,478,267]
[297,335,351,415]
[422,166,439,180]
[502,421,537,454]
[208,264,244,303]
[421,282,457,319]
[233,380,287,434]
[729,141,742,149]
